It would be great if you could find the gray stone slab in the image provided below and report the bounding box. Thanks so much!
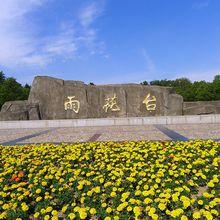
[0,115,220,129]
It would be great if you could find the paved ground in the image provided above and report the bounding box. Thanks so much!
[0,123,219,146]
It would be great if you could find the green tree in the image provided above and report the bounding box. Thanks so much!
[142,75,220,101]
[192,81,214,101]
[140,80,148,85]
[212,75,220,100]
[0,71,6,84]
[0,75,30,109]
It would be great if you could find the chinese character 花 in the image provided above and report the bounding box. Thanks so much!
[103,93,120,113]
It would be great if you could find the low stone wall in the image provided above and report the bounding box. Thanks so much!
[0,114,219,129]
[183,101,220,115]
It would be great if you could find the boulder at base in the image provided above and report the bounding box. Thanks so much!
[0,100,40,120]
[183,101,220,115]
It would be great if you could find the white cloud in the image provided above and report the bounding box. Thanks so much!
[142,49,156,74]
[78,2,104,27]
[0,0,105,67]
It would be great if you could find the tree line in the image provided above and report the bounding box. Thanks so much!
[0,71,30,109]
[0,71,219,109]
[141,75,220,102]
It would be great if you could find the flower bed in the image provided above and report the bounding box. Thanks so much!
[0,140,219,219]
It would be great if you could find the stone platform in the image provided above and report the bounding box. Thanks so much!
[0,115,219,146]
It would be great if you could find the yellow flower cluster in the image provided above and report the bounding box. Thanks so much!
[0,140,219,219]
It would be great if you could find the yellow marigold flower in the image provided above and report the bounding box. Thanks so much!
[21,204,29,212]
[87,191,93,196]
[127,206,132,212]
[0,211,7,219]
[143,190,150,196]
[181,215,188,220]
[207,181,214,188]
[155,178,161,183]
[77,184,83,190]
[158,203,166,211]
[102,203,107,208]
[44,215,50,220]
[126,177,135,182]
[94,186,101,193]
[36,196,42,202]
[113,216,119,220]
[106,207,112,213]
[42,181,47,186]
[79,211,87,219]
[40,208,46,214]
[133,206,141,216]
[203,211,213,220]
[51,216,58,220]
[135,190,141,196]
[203,192,212,198]
[104,217,111,220]
[110,192,116,197]
[68,213,76,220]
[52,210,58,216]
[152,214,158,220]
[210,209,218,215]
[122,192,130,199]
[46,206,53,213]
[198,200,203,205]
[2,204,9,210]
[143,184,149,190]
[62,205,69,213]
[90,208,97,215]
[99,178,104,183]
[193,211,201,219]
[34,212,40,218]
[36,188,41,194]
[180,196,191,209]
[148,207,156,216]
[117,204,125,212]
[170,209,183,218]
[144,198,152,204]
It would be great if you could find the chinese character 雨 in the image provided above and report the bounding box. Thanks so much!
[143,93,156,111]
[64,96,80,113]
[103,93,120,113]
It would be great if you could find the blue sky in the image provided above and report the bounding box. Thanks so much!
[0,0,220,85]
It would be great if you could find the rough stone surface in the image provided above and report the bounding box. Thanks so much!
[0,100,40,120]
[27,76,183,119]
[1,101,28,113]
[0,111,28,121]
[183,101,220,115]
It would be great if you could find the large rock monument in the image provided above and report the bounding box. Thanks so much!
[0,76,183,120]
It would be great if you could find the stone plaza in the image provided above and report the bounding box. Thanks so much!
[0,115,219,146]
